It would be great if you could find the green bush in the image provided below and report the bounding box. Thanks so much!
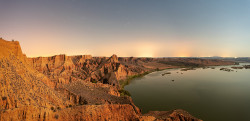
[117,71,154,97]
[119,71,151,89]
[119,89,131,96]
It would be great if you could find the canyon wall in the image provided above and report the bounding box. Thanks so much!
[3,38,237,120]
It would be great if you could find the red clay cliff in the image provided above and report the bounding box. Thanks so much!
[0,38,236,120]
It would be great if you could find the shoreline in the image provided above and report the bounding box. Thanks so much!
[120,63,238,92]
[123,62,250,121]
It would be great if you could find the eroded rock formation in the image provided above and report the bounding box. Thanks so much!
[2,38,238,120]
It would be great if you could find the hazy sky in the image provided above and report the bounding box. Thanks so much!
[1,0,250,57]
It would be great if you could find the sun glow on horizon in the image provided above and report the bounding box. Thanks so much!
[136,43,156,57]
[174,49,191,57]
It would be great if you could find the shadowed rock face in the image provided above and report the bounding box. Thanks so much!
[0,38,226,121]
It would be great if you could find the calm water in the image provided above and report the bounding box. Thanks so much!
[125,63,250,121]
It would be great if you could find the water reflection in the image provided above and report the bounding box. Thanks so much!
[125,63,250,121]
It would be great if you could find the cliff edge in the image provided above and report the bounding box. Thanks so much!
[0,38,204,121]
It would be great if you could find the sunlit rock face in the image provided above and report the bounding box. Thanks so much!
[0,39,140,121]
[0,39,26,61]
[28,51,235,90]
[28,54,133,88]
[3,38,237,120]
[0,38,71,112]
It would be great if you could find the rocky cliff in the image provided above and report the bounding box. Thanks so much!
[0,105,201,121]
[27,54,135,89]
[28,54,235,91]
[0,39,26,61]
[0,38,214,121]
[0,39,72,110]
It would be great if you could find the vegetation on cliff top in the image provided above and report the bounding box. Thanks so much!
[118,71,157,96]
[119,68,165,89]
[119,71,150,89]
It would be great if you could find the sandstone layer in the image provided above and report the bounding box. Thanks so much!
[0,38,237,120]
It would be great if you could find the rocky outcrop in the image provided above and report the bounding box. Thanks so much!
[0,39,144,121]
[3,38,235,121]
[244,65,250,69]
[220,68,233,72]
[0,105,202,121]
[27,54,143,92]
[0,39,72,111]
[141,109,202,121]
[57,104,140,121]
[28,54,236,90]
[0,104,139,121]
[28,54,132,88]
[0,39,26,61]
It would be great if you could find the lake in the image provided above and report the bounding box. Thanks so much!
[124,63,250,121]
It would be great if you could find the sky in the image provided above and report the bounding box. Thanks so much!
[0,0,250,57]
